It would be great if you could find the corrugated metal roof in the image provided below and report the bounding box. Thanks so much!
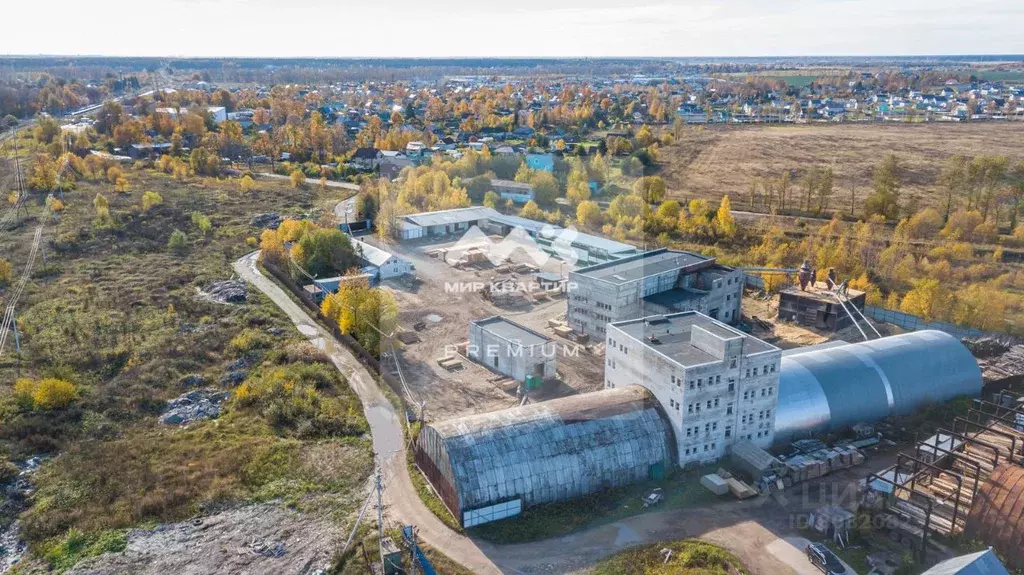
[422,386,672,512]
[966,465,1024,571]
[471,316,551,348]
[349,237,396,267]
[775,330,983,443]
[403,206,499,228]
[572,248,713,284]
[920,549,1010,575]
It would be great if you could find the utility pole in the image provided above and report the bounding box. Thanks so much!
[376,468,384,568]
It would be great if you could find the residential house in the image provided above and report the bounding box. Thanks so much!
[491,179,534,203]
[351,147,382,170]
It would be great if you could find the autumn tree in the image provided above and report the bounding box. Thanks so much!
[239,175,256,193]
[297,228,358,278]
[0,258,12,287]
[93,193,112,228]
[191,212,212,236]
[290,169,306,188]
[632,176,666,204]
[483,190,500,208]
[141,191,163,212]
[713,196,736,237]
[576,200,602,228]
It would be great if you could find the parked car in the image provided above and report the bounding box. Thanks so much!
[806,542,847,574]
[642,488,664,508]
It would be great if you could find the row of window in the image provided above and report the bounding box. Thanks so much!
[740,409,773,424]
[745,363,777,378]
[742,386,775,400]
[684,421,721,437]
[595,301,612,310]
[684,442,717,456]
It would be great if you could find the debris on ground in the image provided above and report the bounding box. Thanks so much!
[247,538,286,557]
[160,389,229,425]
[65,504,342,575]
[250,213,282,229]
[201,280,247,304]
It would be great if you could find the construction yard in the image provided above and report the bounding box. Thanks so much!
[372,235,605,421]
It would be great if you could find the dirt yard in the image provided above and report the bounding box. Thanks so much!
[373,235,603,422]
[660,122,1024,211]
[742,290,903,349]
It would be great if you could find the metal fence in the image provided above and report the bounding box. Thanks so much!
[862,305,994,340]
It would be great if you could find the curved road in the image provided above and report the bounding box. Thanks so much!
[234,252,857,575]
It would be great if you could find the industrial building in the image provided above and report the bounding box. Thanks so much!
[605,312,782,463]
[568,249,744,339]
[965,465,1024,571]
[396,206,639,267]
[778,283,867,331]
[415,385,674,527]
[349,237,413,280]
[468,316,556,383]
[773,330,983,443]
[490,179,535,203]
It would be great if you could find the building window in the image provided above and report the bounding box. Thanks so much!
[686,427,692,437]
[689,381,695,390]
[768,387,773,396]
[705,423,710,433]
[725,426,732,438]
[730,359,737,369]
[766,409,772,418]
[761,388,766,397]
[753,367,758,376]
[759,410,764,419]
[669,399,675,408]
[726,294,731,301]
[727,404,733,415]
[757,432,763,438]
[688,404,693,414]
[742,390,748,400]
[728,382,735,392]
[706,400,712,409]
[697,378,702,387]
[770,363,776,373]
[716,375,721,384]
[712,422,718,431]
[746,368,751,378]
[704,445,708,452]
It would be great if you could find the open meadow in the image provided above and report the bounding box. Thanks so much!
[660,121,1024,212]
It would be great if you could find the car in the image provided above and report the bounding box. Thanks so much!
[806,542,847,574]
[642,488,664,508]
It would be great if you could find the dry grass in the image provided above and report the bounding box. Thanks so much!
[660,122,1024,211]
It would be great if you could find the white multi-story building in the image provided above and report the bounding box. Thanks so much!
[604,311,781,466]
[568,249,745,340]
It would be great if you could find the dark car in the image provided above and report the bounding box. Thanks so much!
[806,542,847,574]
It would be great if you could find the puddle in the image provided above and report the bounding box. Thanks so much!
[424,314,442,323]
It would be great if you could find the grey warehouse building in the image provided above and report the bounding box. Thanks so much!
[415,385,674,527]
[773,330,983,443]
[468,316,556,383]
[568,249,745,339]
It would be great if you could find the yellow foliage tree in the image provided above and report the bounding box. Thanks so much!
[141,191,163,212]
[713,196,736,237]
[33,379,77,410]
[239,175,256,193]
[290,169,306,188]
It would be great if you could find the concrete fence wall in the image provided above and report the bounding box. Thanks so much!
[861,306,994,340]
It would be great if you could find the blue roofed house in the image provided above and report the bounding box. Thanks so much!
[920,549,1009,575]
[525,153,554,172]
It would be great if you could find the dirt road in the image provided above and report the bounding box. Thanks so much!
[235,251,866,575]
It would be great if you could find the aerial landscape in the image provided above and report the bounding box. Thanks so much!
[2,3,1024,575]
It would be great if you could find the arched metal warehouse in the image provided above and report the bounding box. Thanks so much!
[965,463,1024,571]
[415,385,674,527]
[774,330,983,443]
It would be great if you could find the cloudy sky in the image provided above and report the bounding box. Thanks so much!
[2,0,1022,57]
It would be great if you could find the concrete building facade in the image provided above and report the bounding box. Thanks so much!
[349,237,413,280]
[568,249,745,339]
[605,312,781,465]
[468,316,557,382]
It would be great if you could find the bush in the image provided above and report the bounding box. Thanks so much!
[228,328,270,355]
[13,378,77,410]
[0,257,13,286]
[167,229,188,254]
[40,528,127,572]
[141,191,163,211]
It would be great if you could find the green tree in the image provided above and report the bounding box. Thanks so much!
[530,171,559,205]
[168,229,188,254]
[483,190,500,209]
[865,154,901,220]
[297,228,357,278]
[191,212,212,236]
[34,116,61,144]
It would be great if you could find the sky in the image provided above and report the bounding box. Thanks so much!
[2,0,1023,58]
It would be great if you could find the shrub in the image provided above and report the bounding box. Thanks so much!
[141,191,163,212]
[13,378,77,410]
[168,229,188,254]
[191,212,212,236]
[239,175,256,193]
[228,328,270,355]
[0,257,12,286]
[289,170,306,188]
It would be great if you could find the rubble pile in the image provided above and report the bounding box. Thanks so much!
[160,389,230,425]
[203,280,247,304]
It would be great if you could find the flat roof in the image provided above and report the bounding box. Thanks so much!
[472,316,551,347]
[490,179,533,190]
[350,237,396,267]
[568,231,639,255]
[612,311,777,365]
[573,248,713,284]
[779,282,866,305]
[643,287,708,307]
[488,213,551,234]
[403,206,499,228]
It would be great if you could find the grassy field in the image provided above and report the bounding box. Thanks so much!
[659,122,1024,212]
[590,539,748,575]
[470,466,719,544]
[0,163,374,570]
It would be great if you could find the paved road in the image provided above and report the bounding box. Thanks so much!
[235,251,863,575]
[233,253,502,574]
[255,171,361,191]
